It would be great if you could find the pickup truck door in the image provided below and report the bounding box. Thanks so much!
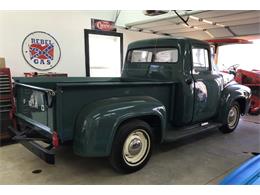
[191,45,222,123]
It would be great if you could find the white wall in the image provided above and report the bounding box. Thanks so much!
[0,11,115,76]
[0,11,163,77]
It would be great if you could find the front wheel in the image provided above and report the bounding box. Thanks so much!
[219,101,240,133]
[109,119,153,174]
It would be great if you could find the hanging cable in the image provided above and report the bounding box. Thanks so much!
[173,10,190,26]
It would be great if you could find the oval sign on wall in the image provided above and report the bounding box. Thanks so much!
[22,31,61,71]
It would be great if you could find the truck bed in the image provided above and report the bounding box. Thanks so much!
[13,77,176,142]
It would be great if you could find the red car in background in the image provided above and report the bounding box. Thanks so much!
[235,69,260,115]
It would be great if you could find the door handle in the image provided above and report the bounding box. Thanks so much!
[185,78,193,85]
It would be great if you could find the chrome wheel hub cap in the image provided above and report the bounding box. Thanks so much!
[123,129,150,167]
[128,138,142,155]
[228,106,239,129]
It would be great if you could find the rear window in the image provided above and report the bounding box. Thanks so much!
[127,48,178,63]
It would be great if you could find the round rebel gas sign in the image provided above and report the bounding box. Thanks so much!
[22,31,61,70]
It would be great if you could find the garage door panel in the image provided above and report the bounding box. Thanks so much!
[170,31,212,40]
[185,21,224,29]
[222,17,260,27]
[160,25,217,34]
[210,11,260,23]
[145,24,188,32]
[230,23,260,36]
[160,27,201,34]
[193,10,248,20]
[208,28,234,37]
[124,10,260,39]
[135,18,184,30]
[132,20,173,29]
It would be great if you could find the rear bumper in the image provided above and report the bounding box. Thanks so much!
[8,124,55,165]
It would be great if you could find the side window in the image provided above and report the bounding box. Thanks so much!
[192,48,209,74]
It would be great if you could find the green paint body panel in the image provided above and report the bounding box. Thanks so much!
[13,37,251,158]
[73,96,166,156]
[56,81,173,142]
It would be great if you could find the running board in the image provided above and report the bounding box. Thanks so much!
[164,122,222,142]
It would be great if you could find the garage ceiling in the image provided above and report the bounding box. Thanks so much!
[121,10,260,40]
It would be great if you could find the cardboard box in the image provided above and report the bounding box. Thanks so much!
[0,57,6,68]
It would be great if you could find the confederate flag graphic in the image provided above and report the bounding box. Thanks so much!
[29,43,54,60]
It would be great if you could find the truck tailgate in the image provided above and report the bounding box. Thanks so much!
[9,82,56,164]
[15,82,55,135]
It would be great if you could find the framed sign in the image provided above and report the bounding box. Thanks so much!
[22,31,61,71]
[91,19,116,32]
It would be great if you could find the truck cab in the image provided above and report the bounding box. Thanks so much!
[123,38,225,126]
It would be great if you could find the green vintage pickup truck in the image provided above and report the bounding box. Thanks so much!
[10,37,251,173]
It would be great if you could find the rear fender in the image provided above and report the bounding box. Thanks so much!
[73,96,166,157]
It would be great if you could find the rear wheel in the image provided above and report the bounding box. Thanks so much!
[109,119,153,173]
[219,101,240,133]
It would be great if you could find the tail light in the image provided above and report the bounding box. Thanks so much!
[52,131,59,148]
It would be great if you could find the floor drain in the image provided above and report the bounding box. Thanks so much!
[32,169,42,174]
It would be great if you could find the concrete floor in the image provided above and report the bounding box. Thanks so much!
[0,115,259,184]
